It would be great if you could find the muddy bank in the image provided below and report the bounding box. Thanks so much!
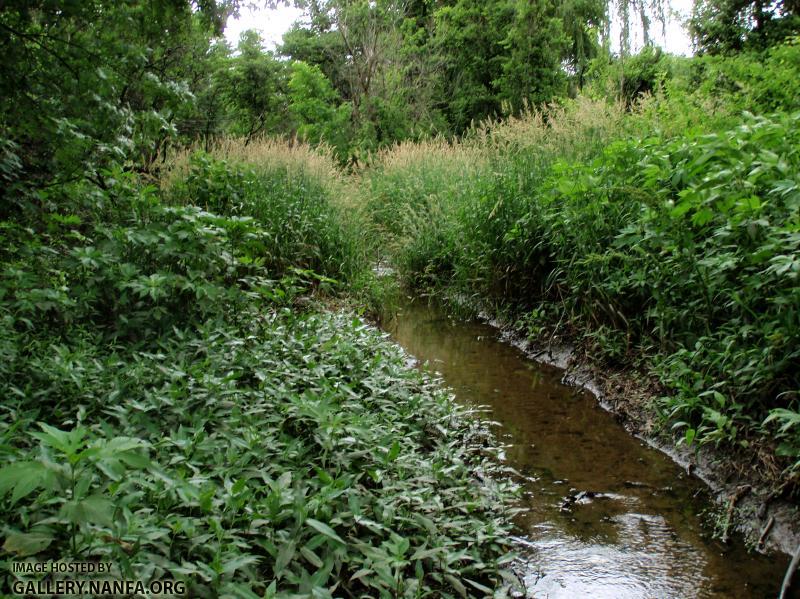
[477,309,800,558]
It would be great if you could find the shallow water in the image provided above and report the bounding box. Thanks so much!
[384,299,793,598]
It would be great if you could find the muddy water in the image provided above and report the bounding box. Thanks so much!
[384,299,793,599]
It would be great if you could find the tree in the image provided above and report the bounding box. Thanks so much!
[560,0,607,88]
[179,40,234,149]
[221,30,290,143]
[495,0,567,111]
[432,0,509,131]
[691,0,800,53]
[283,0,430,156]
[279,0,618,141]
[287,60,352,159]
[280,21,349,97]
[0,0,230,205]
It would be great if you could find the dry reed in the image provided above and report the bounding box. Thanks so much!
[160,136,361,209]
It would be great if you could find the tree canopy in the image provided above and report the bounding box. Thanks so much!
[691,0,800,53]
[3,0,798,175]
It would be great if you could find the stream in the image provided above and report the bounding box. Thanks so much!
[383,298,794,598]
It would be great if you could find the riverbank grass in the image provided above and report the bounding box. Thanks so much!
[364,100,800,489]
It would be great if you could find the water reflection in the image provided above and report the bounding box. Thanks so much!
[384,300,792,598]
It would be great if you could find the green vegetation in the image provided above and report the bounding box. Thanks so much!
[363,38,800,487]
[1,0,520,587]
[2,278,515,596]
[0,152,517,595]
[3,0,800,594]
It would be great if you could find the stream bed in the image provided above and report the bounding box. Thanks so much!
[384,299,793,598]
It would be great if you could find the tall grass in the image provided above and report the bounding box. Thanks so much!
[363,99,629,289]
[163,137,369,286]
[163,137,347,201]
[364,97,800,487]
[470,96,627,159]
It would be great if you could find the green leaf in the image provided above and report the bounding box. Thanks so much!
[221,554,261,576]
[671,200,693,217]
[464,578,493,594]
[3,530,55,556]
[387,440,401,462]
[305,519,345,545]
[684,428,696,447]
[299,546,323,568]
[444,573,468,598]
[411,546,444,560]
[30,423,87,458]
[692,208,714,226]
[218,582,261,599]
[349,568,373,582]
[59,495,115,527]
[275,540,296,576]
[0,461,49,505]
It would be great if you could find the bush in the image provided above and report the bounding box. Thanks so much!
[687,37,800,114]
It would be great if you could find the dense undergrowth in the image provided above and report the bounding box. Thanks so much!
[363,56,800,490]
[4,0,800,594]
[1,148,517,597]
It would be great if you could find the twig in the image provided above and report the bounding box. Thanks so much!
[757,515,775,551]
[720,484,750,544]
[779,542,800,599]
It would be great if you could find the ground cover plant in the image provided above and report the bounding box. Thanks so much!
[1,309,517,597]
[0,152,518,596]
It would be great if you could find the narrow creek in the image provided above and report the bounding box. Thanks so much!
[383,298,793,598]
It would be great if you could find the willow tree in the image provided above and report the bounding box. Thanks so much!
[561,0,608,88]
[495,0,567,111]
[691,0,800,53]
[612,0,668,55]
